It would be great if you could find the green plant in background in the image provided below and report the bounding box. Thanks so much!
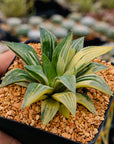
[100,0,114,9]
[0,0,34,17]
[0,28,113,124]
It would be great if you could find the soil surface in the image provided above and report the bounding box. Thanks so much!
[0,43,114,144]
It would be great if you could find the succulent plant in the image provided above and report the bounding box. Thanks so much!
[93,22,110,34]
[81,16,95,27]
[73,25,90,36]
[40,22,54,32]
[107,27,114,39]
[29,16,43,26]
[68,13,82,22]
[15,24,31,36]
[62,19,75,30]
[6,17,22,27]
[28,30,40,39]
[50,14,63,24]
[1,28,113,124]
[53,27,68,38]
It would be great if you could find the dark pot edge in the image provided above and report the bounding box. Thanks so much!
[0,39,114,144]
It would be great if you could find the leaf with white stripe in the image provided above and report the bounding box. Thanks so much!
[22,83,53,108]
[41,99,59,124]
[76,74,112,95]
[52,92,76,116]
[3,41,41,65]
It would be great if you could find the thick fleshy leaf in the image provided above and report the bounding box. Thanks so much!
[15,82,29,87]
[52,33,72,76]
[22,83,53,108]
[40,27,57,61]
[67,46,113,73]
[59,104,70,118]
[67,37,84,64]
[41,99,59,124]
[25,65,48,85]
[52,92,76,116]
[3,41,41,65]
[54,75,76,93]
[76,92,97,114]
[76,74,112,95]
[42,54,56,86]
[77,62,108,77]
[1,69,35,87]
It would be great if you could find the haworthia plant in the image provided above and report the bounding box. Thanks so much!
[0,27,113,124]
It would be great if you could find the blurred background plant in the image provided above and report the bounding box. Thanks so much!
[0,0,34,17]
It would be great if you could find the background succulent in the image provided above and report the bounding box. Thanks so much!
[107,27,114,39]
[81,16,95,27]
[15,24,31,37]
[62,19,75,30]
[73,25,90,36]
[67,13,82,22]
[28,30,40,39]
[6,17,22,27]
[1,28,113,124]
[50,14,63,24]
[52,27,68,38]
[29,16,43,26]
[93,22,110,34]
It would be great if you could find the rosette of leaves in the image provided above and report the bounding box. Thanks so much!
[1,28,113,124]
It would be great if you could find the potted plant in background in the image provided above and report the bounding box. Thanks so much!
[0,28,114,144]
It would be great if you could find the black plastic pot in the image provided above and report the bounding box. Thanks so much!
[0,40,113,144]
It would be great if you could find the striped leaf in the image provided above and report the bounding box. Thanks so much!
[67,46,113,73]
[15,82,29,87]
[40,27,57,61]
[3,41,41,65]
[22,83,53,108]
[59,104,70,118]
[41,99,59,124]
[52,33,72,76]
[1,69,35,87]
[52,92,76,116]
[67,37,84,64]
[54,75,76,93]
[76,92,97,114]
[76,74,112,95]
[77,62,108,77]
[42,54,56,86]
[25,65,48,85]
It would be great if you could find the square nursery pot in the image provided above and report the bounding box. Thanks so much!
[0,40,114,144]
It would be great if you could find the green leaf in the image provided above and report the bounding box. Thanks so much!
[25,65,48,85]
[67,46,113,73]
[67,37,84,64]
[41,99,59,124]
[42,54,56,86]
[76,74,112,95]
[40,27,57,61]
[52,92,76,116]
[77,62,108,77]
[76,92,97,114]
[1,69,35,87]
[54,75,76,93]
[15,82,29,87]
[22,83,53,108]
[52,32,72,76]
[59,104,70,118]
[3,41,41,65]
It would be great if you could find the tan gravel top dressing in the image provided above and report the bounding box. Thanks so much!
[0,43,114,144]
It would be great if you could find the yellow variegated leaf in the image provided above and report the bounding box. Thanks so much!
[22,83,53,108]
[76,92,97,114]
[67,46,113,73]
[76,74,112,95]
[59,104,70,118]
[41,99,59,124]
[77,62,108,77]
[52,92,76,116]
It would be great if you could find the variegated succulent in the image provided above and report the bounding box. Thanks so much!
[0,28,113,124]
